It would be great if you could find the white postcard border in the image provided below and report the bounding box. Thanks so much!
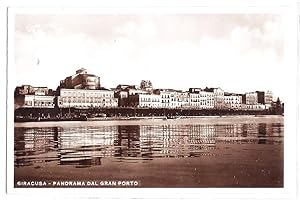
[4,1,298,200]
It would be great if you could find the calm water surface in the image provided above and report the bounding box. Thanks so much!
[14,118,283,168]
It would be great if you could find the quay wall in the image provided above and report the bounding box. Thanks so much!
[14,107,283,121]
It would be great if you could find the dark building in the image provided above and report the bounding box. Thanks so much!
[242,94,246,104]
[256,91,265,104]
[14,85,35,96]
[60,68,101,90]
[114,84,137,107]
[256,90,273,109]
[15,85,50,96]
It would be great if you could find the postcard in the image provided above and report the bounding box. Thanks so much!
[3,1,298,200]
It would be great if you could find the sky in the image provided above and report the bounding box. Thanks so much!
[14,14,284,100]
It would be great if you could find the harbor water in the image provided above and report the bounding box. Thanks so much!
[14,115,283,187]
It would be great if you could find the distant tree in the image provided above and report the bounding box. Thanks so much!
[276,97,281,107]
[275,97,283,115]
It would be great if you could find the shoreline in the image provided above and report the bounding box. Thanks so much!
[14,115,284,127]
[14,107,284,123]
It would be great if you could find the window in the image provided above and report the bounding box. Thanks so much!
[25,101,32,106]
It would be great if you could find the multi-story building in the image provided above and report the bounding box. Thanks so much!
[15,95,55,108]
[153,89,168,108]
[264,91,273,109]
[15,85,50,96]
[114,90,128,107]
[175,91,190,108]
[256,91,273,109]
[242,91,269,110]
[154,89,189,109]
[114,84,132,107]
[224,93,242,110]
[189,92,200,108]
[127,93,161,108]
[256,91,265,105]
[14,85,55,109]
[213,87,225,109]
[56,68,118,108]
[114,84,149,107]
[15,85,35,95]
[169,90,187,108]
[60,68,101,90]
[206,92,215,109]
[57,88,118,108]
[189,88,200,108]
[189,88,214,109]
[154,89,171,108]
[265,91,273,107]
[203,87,225,109]
[242,92,258,105]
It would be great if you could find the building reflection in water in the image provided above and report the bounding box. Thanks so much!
[258,124,267,144]
[15,127,60,167]
[14,122,283,168]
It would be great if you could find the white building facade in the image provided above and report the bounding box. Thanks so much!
[212,88,225,109]
[57,88,118,108]
[224,94,242,110]
[245,92,258,105]
[18,95,55,108]
[189,89,214,109]
[154,89,190,109]
[128,94,161,108]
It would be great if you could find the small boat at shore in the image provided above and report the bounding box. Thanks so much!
[165,116,181,120]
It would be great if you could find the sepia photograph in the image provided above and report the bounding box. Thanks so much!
[3,2,298,200]
[12,13,285,188]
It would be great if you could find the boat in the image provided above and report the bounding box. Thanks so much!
[165,116,181,120]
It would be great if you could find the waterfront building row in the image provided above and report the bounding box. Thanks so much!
[14,87,272,110]
[14,68,274,110]
[15,95,55,109]
[15,88,118,109]
[115,86,269,110]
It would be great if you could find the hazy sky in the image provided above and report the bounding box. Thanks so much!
[15,14,283,99]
